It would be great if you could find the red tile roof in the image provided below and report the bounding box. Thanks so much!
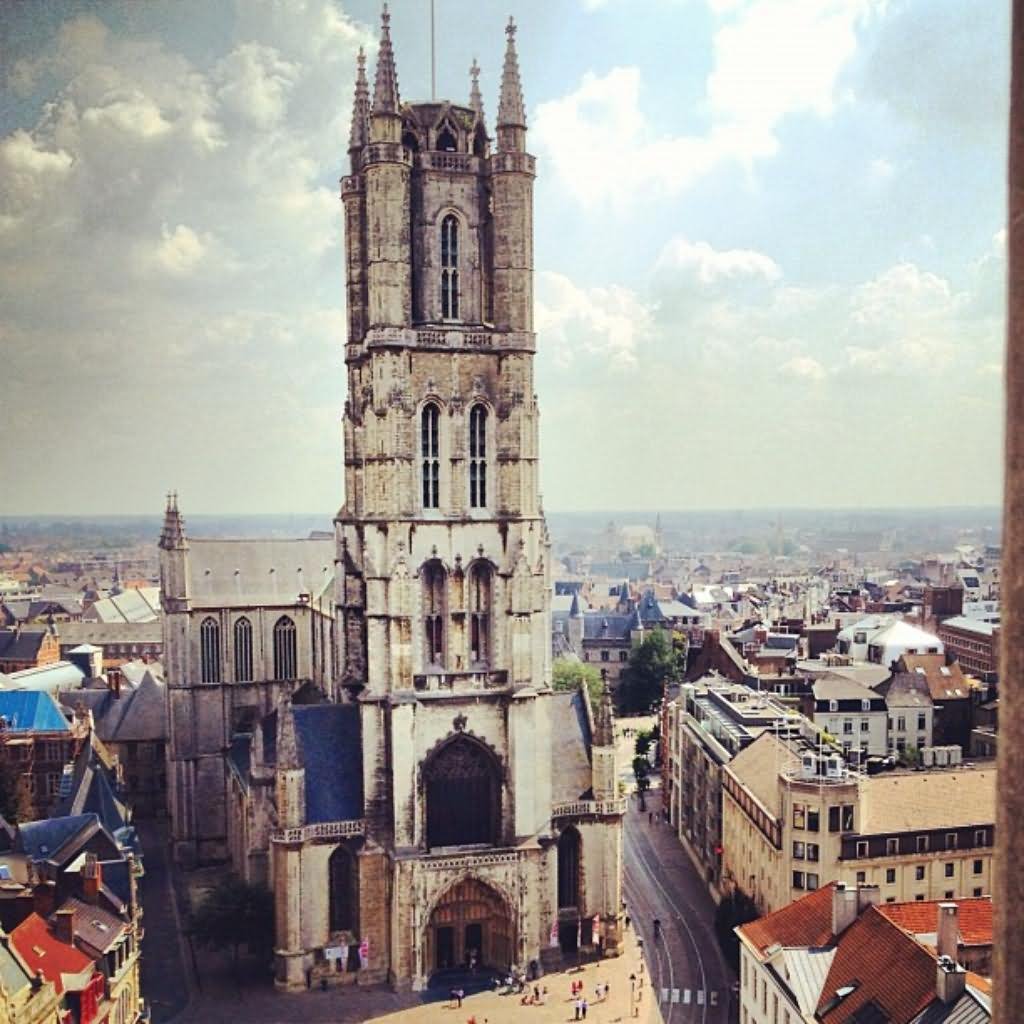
[817,907,936,1023]
[10,912,94,994]
[737,882,837,956]
[876,897,993,948]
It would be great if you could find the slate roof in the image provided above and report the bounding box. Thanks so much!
[881,672,934,709]
[58,671,167,744]
[939,617,996,638]
[0,937,31,999]
[0,628,50,662]
[54,735,131,838]
[186,538,335,607]
[812,674,887,705]
[550,689,593,803]
[0,690,71,731]
[56,620,162,646]
[53,896,127,956]
[18,814,100,863]
[582,613,634,641]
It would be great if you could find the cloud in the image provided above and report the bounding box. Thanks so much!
[655,238,781,285]
[782,355,827,380]
[535,0,882,207]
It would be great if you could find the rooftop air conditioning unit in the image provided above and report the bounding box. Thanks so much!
[826,756,844,779]
[802,754,817,780]
[947,746,963,766]
[922,747,935,767]
[933,747,949,767]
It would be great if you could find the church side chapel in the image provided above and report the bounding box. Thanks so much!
[160,6,625,994]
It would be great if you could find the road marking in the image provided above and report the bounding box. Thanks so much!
[684,989,692,1004]
[661,989,669,1003]
[697,990,706,1005]
[711,990,718,1006]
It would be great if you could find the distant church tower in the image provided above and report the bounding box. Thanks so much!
[325,9,623,991]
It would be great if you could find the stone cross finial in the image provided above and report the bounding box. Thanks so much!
[469,57,484,117]
[498,14,526,130]
[372,2,400,115]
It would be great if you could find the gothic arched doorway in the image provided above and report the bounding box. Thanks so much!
[427,877,514,973]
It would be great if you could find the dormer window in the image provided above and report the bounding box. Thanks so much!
[440,215,459,320]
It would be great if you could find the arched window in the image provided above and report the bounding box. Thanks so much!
[437,125,457,151]
[234,617,253,682]
[557,827,582,909]
[402,129,420,153]
[273,616,297,680]
[329,846,359,933]
[424,736,501,848]
[421,403,440,509]
[422,560,446,668]
[200,616,220,684]
[440,215,459,320]
[469,404,487,509]
[468,562,492,666]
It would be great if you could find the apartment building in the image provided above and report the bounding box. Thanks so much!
[722,733,995,915]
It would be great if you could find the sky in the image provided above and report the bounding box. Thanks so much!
[0,0,1010,515]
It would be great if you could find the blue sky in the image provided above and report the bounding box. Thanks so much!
[0,0,1009,514]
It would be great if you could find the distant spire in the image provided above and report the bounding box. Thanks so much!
[158,492,185,550]
[349,47,370,150]
[497,16,526,128]
[569,589,583,618]
[372,3,400,115]
[469,57,484,118]
[277,697,302,771]
[593,677,615,747]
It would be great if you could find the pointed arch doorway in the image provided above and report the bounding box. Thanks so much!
[426,877,514,973]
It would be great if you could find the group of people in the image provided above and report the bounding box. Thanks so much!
[569,977,610,1019]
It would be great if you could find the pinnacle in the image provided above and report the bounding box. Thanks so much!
[372,2,400,115]
[497,15,526,129]
[469,58,484,118]
[349,47,370,151]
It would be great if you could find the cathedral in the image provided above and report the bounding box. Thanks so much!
[159,8,625,993]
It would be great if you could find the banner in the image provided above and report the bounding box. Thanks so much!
[358,937,369,970]
[549,918,559,948]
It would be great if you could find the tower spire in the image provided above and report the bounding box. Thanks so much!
[159,492,185,550]
[349,47,370,153]
[497,16,526,130]
[469,57,484,119]
[372,3,400,116]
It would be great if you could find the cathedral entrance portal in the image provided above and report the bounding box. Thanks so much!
[427,878,514,973]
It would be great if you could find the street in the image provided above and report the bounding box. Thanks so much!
[624,788,735,1024]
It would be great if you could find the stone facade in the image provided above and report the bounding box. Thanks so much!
[165,9,624,998]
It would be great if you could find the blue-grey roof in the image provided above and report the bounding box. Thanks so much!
[0,691,71,732]
[550,690,593,803]
[54,737,130,837]
[295,705,363,823]
[582,614,633,641]
[17,814,98,861]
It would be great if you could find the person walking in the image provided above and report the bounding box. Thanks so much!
[582,997,589,1019]
[574,997,581,1020]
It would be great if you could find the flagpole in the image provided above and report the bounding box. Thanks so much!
[431,0,437,100]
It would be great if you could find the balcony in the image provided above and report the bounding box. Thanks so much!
[413,670,509,694]
[552,798,627,819]
[272,819,366,844]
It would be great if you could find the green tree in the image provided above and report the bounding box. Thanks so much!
[551,658,604,708]
[617,629,684,714]
[632,755,651,811]
[0,760,33,824]
[899,745,922,768]
[714,889,760,970]
[190,877,275,972]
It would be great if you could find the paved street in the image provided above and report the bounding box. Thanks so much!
[623,788,735,1024]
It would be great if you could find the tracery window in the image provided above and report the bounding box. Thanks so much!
[468,562,492,666]
[557,826,582,909]
[424,736,500,848]
[440,214,460,320]
[329,846,358,933]
[234,617,253,682]
[273,615,297,680]
[421,403,440,509]
[423,560,446,668]
[200,616,220,683]
[469,404,487,509]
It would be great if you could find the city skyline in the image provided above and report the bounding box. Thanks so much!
[0,0,1010,515]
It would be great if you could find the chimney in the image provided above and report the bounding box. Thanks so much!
[936,955,967,1004]
[937,902,960,962]
[33,882,55,919]
[82,853,101,905]
[831,882,859,936]
[856,885,881,914]
[108,668,122,699]
[54,906,75,946]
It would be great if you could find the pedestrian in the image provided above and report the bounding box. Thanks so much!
[533,985,540,1004]
[625,913,631,929]
[648,811,653,824]
[457,988,464,1007]
[574,997,581,1020]
[604,982,610,999]
[541,985,548,1005]
[582,997,589,1019]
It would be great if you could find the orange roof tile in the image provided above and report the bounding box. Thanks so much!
[876,897,993,948]
[817,907,936,1023]
[738,882,837,956]
[10,912,93,994]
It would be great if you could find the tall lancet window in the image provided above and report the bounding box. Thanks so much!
[273,615,297,680]
[468,562,492,666]
[421,403,440,509]
[423,560,447,669]
[234,617,253,682]
[200,616,221,683]
[469,404,488,509]
[440,214,459,320]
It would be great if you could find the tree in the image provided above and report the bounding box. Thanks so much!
[552,658,604,708]
[714,889,760,970]
[617,629,684,714]
[632,755,651,811]
[636,542,657,558]
[190,876,274,972]
[0,760,33,824]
